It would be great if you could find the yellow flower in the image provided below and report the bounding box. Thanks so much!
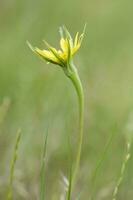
[28,26,85,68]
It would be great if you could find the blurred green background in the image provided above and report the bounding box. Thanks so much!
[0,0,133,199]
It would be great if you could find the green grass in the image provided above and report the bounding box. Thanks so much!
[7,129,22,200]
[40,130,48,200]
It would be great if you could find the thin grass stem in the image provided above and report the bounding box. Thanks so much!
[7,129,22,200]
[112,141,131,200]
[40,131,48,200]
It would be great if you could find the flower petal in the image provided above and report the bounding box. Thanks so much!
[62,26,73,48]
[60,38,68,52]
[43,40,66,66]
[35,48,59,64]
[60,38,71,61]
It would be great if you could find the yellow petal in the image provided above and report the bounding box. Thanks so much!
[35,48,59,63]
[72,33,83,55]
[42,49,53,58]
[72,42,81,55]
[60,38,68,52]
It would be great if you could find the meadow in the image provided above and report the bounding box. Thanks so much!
[0,0,133,199]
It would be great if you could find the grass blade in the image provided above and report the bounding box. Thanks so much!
[66,166,72,200]
[40,131,48,200]
[89,129,116,200]
[112,141,131,200]
[7,128,22,200]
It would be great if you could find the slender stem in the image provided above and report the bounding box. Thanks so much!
[68,63,84,187]
[112,142,131,200]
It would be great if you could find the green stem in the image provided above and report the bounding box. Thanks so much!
[68,63,84,187]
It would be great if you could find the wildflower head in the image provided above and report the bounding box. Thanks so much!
[28,26,86,76]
